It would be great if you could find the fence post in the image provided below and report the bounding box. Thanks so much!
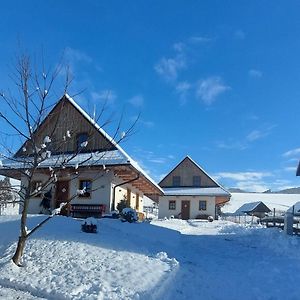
[284,211,294,235]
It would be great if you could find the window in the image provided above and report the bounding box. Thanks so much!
[79,180,92,197]
[76,132,88,150]
[199,200,207,211]
[193,176,201,187]
[30,181,42,197]
[169,200,176,210]
[172,176,181,187]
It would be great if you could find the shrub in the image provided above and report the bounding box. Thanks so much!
[121,207,138,223]
[116,198,128,213]
[196,214,210,220]
[208,216,214,222]
[81,217,97,233]
[196,214,214,222]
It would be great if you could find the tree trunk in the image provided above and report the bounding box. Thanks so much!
[12,194,30,266]
[12,235,26,266]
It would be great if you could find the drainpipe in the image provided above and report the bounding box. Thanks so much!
[111,172,140,211]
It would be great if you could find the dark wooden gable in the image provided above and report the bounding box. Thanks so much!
[159,156,218,188]
[252,202,271,214]
[14,95,116,157]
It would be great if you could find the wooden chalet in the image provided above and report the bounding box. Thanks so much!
[0,94,163,217]
[158,156,231,220]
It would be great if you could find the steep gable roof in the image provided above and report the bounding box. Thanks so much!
[235,201,271,215]
[1,94,163,194]
[65,95,163,192]
[14,94,117,157]
[159,156,229,193]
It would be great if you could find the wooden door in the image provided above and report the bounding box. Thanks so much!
[55,180,70,208]
[181,200,190,220]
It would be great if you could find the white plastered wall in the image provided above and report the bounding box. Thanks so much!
[70,170,113,213]
[22,170,113,214]
[158,195,216,219]
[20,173,55,214]
[22,169,146,215]
[112,176,144,213]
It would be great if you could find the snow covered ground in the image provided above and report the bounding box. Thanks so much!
[223,192,300,214]
[1,215,300,299]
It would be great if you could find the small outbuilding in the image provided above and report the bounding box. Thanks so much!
[235,201,271,218]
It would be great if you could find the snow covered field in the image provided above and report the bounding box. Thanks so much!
[1,215,300,299]
[223,192,300,214]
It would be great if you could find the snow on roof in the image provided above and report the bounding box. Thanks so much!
[65,94,131,163]
[65,94,163,193]
[234,201,262,214]
[222,192,300,214]
[0,94,163,193]
[163,187,230,196]
[1,150,129,170]
[287,201,300,215]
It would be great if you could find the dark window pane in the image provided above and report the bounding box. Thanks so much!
[79,180,92,197]
[199,200,207,210]
[172,176,181,187]
[193,176,201,187]
[169,200,176,210]
[77,133,88,150]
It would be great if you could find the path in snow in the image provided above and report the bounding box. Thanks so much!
[151,219,300,300]
[1,216,300,299]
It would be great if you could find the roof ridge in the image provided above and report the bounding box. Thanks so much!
[64,94,163,193]
[64,93,130,161]
[184,156,230,194]
[159,155,230,195]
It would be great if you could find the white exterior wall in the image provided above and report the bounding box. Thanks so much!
[112,176,144,213]
[70,170,113,213]
[23,170,145,215]
[23,170,113,214]
[20,174,54,214]
[158,195,216,219]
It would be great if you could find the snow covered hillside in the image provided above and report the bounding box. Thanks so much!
[223,192,300,214]
[1,216,300,299]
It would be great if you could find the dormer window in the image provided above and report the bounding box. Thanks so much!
[76,132,88,150]
[193,176,201,187]
[172,176,181,187]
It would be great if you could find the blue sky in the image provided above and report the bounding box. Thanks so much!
[1,1,300,192]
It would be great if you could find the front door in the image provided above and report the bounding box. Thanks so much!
[55,180,70,208]
[181,200,190,220]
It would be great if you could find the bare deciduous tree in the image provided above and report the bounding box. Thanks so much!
[0,52,137,266]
